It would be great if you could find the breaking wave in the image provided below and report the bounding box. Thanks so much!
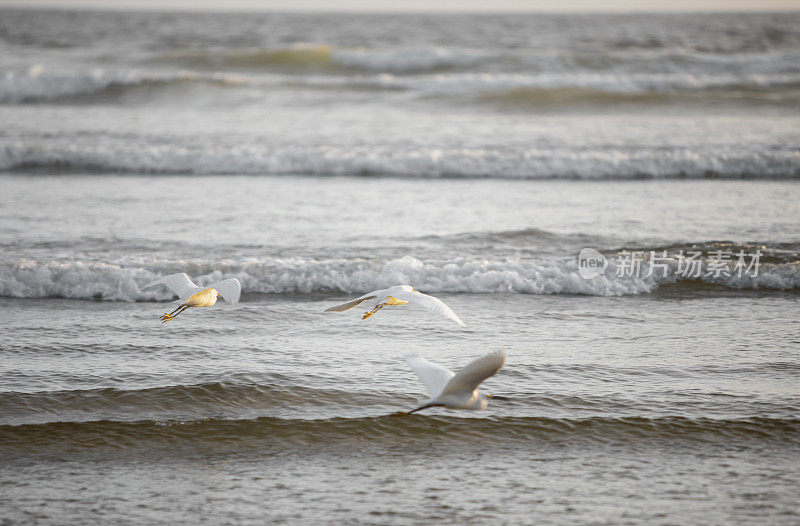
[155,43,800,77]
[157,45,488,74]
[371,71,800,100]
[4,51,800,106]
[156,45,336,72]
[2,142,798,179]
[477,82,800,107]
[0,67,248,104]
[0,252,797,301]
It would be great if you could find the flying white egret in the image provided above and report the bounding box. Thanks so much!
[324,285,466,326]
[397,349,506,415]
[143,273,241,323]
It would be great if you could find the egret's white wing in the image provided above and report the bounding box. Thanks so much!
[441,349,505,396]
[324,294,377,312]
[210,278,241,305]
[143,273,200,299]
[390,289,466,326]
[405,352,455,398]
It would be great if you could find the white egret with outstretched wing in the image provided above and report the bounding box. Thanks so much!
[324,285,465,326]
[143,272,241,323]
[398,349,506,415]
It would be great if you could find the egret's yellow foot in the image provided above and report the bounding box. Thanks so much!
[362,312,373,320]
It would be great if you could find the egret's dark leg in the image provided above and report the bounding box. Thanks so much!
[362,302,387,320]
[161,305,189,323]
[161,304,186,318]
[395,403,444,416]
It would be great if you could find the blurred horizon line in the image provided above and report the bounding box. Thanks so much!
[1,1,799,15]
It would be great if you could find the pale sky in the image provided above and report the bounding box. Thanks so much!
[2,0,800,12]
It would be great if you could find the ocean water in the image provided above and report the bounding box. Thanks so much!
[1,9,799,525]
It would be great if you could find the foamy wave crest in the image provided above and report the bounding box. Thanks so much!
[158,45,491,74]
[156,44,489,75]
[367,71,800,101]
[331,47,490,73]
[0,66,248,104]
[156,44,800,84]
[2,141,798,179]
[1,255,797,301]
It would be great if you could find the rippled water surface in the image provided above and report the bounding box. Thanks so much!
[2,8,799,525]
[1,9,799,179]
[1,176,799,524]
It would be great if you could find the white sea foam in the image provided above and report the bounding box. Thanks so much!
[157,42,800,81]
[2,141,798,179]
[330,47,491,73]
[2,55,799,105]
[0,67,248,104]
[4,68,799,106]
[356,71,800,97]
[1,255,797,301]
